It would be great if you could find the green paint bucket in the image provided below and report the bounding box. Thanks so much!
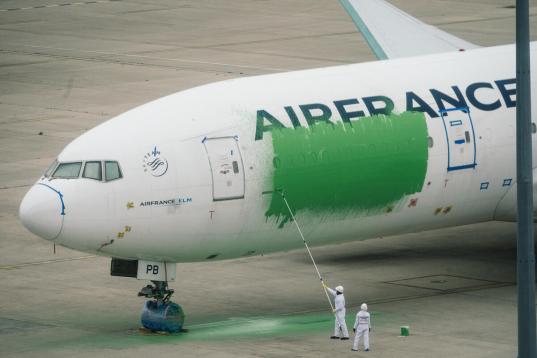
[400,326,410,336]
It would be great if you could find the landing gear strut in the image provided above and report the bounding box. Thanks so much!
[110,259,185,333]
[138,281,185,333]
[138,281,174,301]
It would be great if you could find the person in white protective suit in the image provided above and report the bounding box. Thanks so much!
[323,283,349,340]
[352,303,371,352]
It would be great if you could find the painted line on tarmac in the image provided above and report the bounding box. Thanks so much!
[18,44,290,72]
[0,99,111,116]
[0,44,289,73]
[266,281,517,319]
[0,255,96,270]
[0,184,32,190]
[0,0,120,12]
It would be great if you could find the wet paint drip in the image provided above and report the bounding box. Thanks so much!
[265,112,429,227]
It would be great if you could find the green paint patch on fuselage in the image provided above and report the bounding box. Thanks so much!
[265,111,428,227]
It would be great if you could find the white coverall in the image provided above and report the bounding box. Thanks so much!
[353,309,371,350]
[327,288,349,338]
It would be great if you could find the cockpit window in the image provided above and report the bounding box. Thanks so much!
[82,161,102,181]
[44,159,58,178]
[52,162,82,179]
[105,161,122,181]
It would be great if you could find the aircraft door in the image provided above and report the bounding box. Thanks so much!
[203,136,245,201]
[440,107,477,171]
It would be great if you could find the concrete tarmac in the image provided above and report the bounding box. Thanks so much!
[1,0,536,357]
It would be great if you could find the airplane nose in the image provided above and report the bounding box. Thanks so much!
[19,183,65,241]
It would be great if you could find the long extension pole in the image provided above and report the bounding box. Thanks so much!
[515,0,536,357]
[280,192,335,312]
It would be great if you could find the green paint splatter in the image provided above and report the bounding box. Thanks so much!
[7,309,394,355]
[265,112,428,227]
[17,312,335,353]
[184,312,332,340]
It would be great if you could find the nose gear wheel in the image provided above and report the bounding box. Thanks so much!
[138,281,185,333]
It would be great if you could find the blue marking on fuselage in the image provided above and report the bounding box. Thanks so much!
[38,183,65,216]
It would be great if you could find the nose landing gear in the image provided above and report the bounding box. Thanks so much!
[110,258,186,333]
[138,281,185,333]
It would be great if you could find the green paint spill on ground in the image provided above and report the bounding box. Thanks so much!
[22,312,335,353]
[266,112,428,227]
[184,312,333,340]
[8,310,393,355]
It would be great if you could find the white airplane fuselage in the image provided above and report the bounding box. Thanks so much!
[19,43,537,263]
